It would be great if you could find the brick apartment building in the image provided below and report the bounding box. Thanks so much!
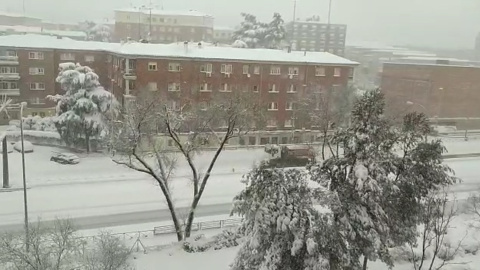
[381,60,480,129]
[0,34,357,144]
[286,20,347,56]
[114,8,214,43]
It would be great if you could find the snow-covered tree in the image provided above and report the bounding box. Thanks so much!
[87,24,111,42]
[264,13,286,49]
[231,164,329,270]
[308,89,456,269]
[232,13,268,48]
[110,91,264,241]
[49,63,118,153]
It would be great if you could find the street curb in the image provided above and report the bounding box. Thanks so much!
[0,187,31,193]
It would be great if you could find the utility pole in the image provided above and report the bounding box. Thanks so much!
[292,0,297,22]
[328,0,332,24]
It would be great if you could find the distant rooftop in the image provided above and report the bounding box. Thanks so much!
[115,8,212,18]
[0,26,86,38]
[0,34,358,66]
[291,20,346,26]
[0,10,40,19]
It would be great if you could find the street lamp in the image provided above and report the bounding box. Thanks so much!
[2,101,29,250]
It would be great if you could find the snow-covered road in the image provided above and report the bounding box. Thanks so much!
[0,157,479,231]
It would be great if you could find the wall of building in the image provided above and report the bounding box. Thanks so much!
[381,63,480,122]
[287,22,347,56]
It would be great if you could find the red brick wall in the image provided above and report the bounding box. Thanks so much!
[381,63,480,119]
[17,49,56,108]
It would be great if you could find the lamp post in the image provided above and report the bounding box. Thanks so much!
[4,101,29,250]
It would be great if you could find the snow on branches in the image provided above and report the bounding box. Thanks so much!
[50,62,118,152]
[233,12,287,49]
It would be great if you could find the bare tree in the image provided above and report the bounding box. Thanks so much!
[294,84,355,159]
[409,192,467,270]
[81,231,132,270]
[110,91,263,241]
[0,219,78,270]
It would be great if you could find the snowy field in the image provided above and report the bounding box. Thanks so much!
[132,214,480,270]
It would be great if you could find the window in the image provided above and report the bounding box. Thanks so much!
[28,52,44,60]
[84,55,95,62]
[29,67,45,75]
[268,102,278,111]
[267,119,277,127]
[254,66,260,74]
[243,65,249,74]
[199,83,212,92]
[332,84,343,91]
[200,63,212,73]
[0,50,16,57]
[334,67,341,77]
[170,100,180,111]
[148,62,157,71]
[288,67,299,75]
[269,84,277,93]
[168,63,181,72]
[270,66,281,75]
[30,97,45,105]
[253,85,259,92]
[287,85,297,93]
[168,83,181,91]
[60,53,75,61]
[286,102,294,111]
[39,112,46,117]
[284,119,293,127]
[128,80,135,90]
[220,83,232,92]
[147,82,158,91]
[0,67,17,73]
[0,82,17,89]
[221,64,233,74]
[30,82,45,90]
[315,66,326,76]
[174,28,180,33]
[128,60,136,70]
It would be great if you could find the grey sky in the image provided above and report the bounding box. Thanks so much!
[3,0,480,49]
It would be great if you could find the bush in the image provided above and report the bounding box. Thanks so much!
[80,231,132,270]
[182,229,244,253]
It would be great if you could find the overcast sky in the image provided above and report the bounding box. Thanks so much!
[3,0,480,49]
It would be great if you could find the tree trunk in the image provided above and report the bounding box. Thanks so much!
[362,256,368,270]
[184,195,200,238]
[85,132,90,154]
[164,192,184,241]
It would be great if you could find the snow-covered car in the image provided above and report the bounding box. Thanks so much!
[50,152,80,165]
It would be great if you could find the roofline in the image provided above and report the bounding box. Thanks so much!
[383,62,480,69]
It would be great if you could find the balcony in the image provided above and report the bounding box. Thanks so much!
[0,73,20,80]
[123,73,137,80]
[0,89,20,96]
[0,56,19,65]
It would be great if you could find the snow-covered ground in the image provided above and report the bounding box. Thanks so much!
[1,142,480,229]
[133,214,480,270]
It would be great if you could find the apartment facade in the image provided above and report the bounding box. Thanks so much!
[0,34,357,144]
[381,61,480,129]
[286,21,347,56]
[213,27,234,44]
[114,9,214,43]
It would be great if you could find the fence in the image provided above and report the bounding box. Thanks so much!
[153,218,243,235]
[76,218,244,254]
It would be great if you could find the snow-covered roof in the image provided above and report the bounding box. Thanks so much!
[214,26,234,31]
[115,8,212,18]
[0,10,40,19]
[0,26,86,38]
[0,34,358,66]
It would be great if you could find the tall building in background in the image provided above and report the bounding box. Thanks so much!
[286,20,347,56]
[114,8,214,43]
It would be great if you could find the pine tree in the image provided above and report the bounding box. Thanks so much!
[49,63,118,153]
[233,13,268,48]
[264,13,286,49]
[308,89,456,269]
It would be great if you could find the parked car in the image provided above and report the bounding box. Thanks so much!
[266,144,316,168]
[50,152,80,165]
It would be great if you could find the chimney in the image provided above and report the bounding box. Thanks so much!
[287,46,292,53]
[198,42,202,49]
[184,41,189,53]
[304,50,307,56]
